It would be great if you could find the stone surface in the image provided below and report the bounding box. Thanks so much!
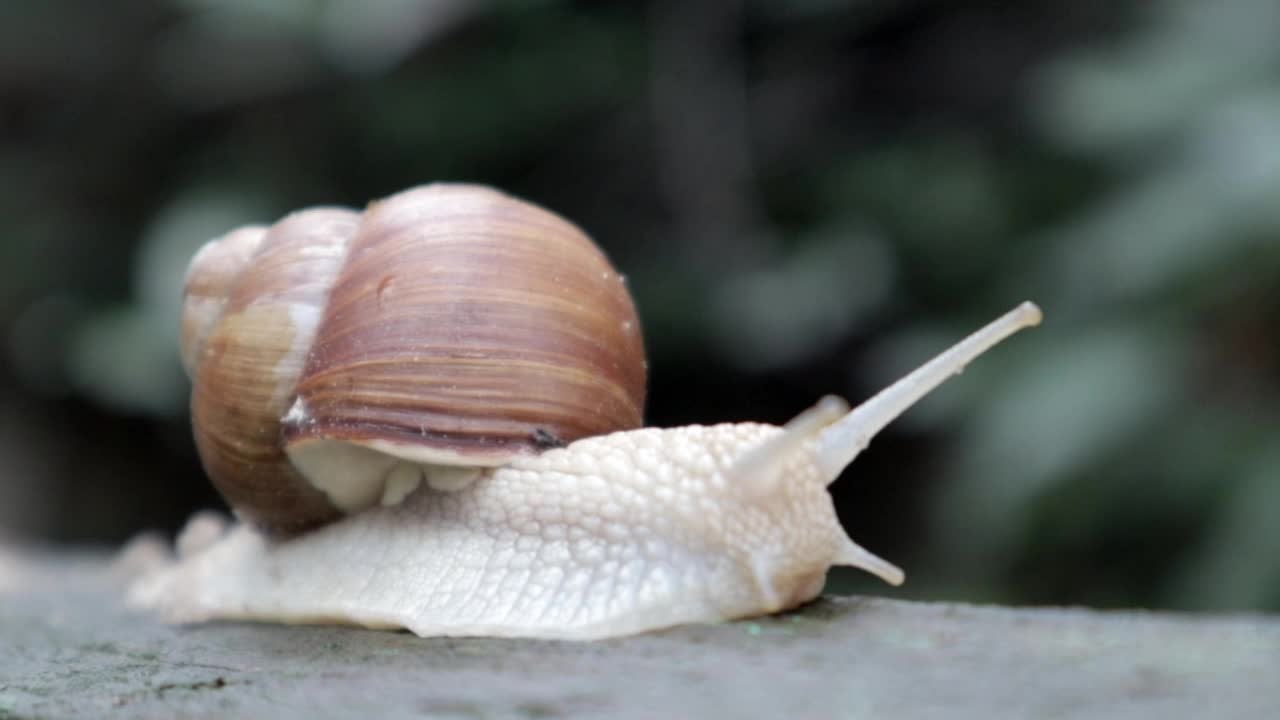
[1,547,1277,720]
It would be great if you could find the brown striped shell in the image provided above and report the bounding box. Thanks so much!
[181,184,647,534]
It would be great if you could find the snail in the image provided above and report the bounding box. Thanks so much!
[128,183,1042,640]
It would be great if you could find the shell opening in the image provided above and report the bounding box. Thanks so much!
[285,438,494,513]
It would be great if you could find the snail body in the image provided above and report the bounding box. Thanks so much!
[130,183,1042,639]
[131,421,852,639]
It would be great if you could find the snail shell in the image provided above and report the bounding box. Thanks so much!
[181,184,647,534]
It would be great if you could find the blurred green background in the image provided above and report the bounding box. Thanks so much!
[1,0,1277,612]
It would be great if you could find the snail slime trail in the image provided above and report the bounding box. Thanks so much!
[132,182,1041,639]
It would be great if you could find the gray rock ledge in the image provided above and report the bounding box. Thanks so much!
[1,549,1276,719]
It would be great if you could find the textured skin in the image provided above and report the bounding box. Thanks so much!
[129,423,848,640]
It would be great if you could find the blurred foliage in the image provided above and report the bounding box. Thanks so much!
[0,0,1276,611]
